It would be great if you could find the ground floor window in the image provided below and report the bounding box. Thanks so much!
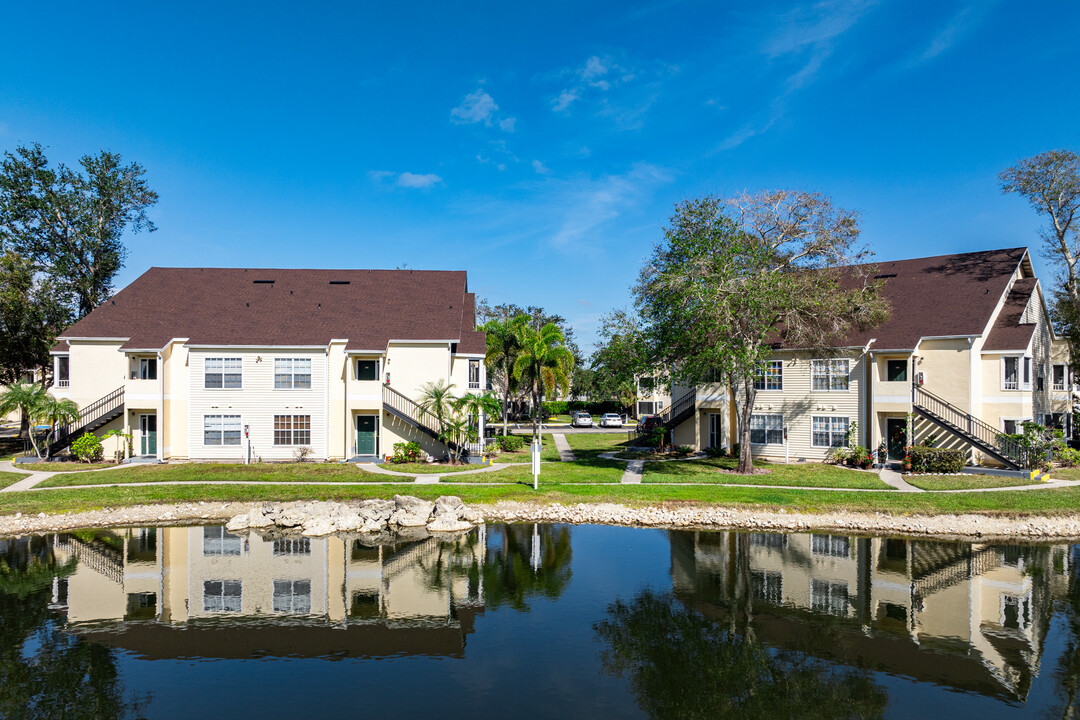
[812,416,849,448]
[811,579,849,617]
[749,414,784,445]
[811,534,850,558]
[203,526,242,556]
[203,580,242,613]
[751,570,783,604]
[272,579,312,614]
[203,414,242,446]
[274,415,311,445]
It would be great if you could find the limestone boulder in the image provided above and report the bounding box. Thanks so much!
[433,496,465,519]
[427,514,473,533]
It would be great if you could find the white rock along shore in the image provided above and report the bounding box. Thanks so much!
[3,500,1080,541]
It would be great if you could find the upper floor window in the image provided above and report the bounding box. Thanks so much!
[138,357,157,380]
[811,359,849,391]
[1037,363,1045,392]
[55,356,69,388]
[203,526,242,556]
[468,359,480,389]
[1054,364,1067,391]
[205,358,242,389]
[203,580,242,613]
[1002,356,1032,391]
[356,359,379,381]
[274,358,311,389]
[886,359,907,382]
[753,361,783,391]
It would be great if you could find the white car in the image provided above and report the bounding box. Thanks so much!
[570,412,594,428]
[599,413,623,428]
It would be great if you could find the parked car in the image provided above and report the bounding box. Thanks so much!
[636,415,662,434]
[599,413,623,428]
[570,412,594,428]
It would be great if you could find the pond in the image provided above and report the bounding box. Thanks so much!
[2,523,1080,718]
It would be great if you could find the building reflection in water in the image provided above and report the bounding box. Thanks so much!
[46,525,488,659]
[670,530,1073,702]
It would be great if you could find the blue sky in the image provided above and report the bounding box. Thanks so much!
[2,0,1079,351]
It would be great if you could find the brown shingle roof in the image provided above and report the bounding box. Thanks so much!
[983,277,1038,351]
[57,267,483,352]
[837,247,1028,350]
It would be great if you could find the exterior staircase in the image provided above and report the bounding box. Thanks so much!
[912,385,1024,469]
[382,384,464,457]
[661,388,697,431]
[48,387,125,456]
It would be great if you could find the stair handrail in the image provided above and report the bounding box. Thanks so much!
[661,388,697,427]
[382,384,464,454]
[52,386,125,446]
[912,385,1026,465]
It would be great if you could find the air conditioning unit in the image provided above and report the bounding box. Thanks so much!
[915,372,925,385]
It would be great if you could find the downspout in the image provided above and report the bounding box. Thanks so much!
[324,346,330,461]
[343,350,349,459]
[157,347,164,463]
[862,339,875,450]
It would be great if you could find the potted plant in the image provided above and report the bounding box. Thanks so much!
[900,446,912,472]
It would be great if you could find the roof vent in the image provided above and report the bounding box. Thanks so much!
[329,280,350,285]
[873,273,897,279]
[253,279,275,284]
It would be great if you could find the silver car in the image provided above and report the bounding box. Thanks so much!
[599,413,623,428]
[570,412,594,428]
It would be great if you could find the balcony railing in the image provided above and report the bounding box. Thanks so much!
[55,379,70,388]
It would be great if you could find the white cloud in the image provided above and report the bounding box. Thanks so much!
[907,1,993,67]
[552,89,580,112]
[369,170,443,189]
[532,160,551,174]
[498,116,517,132]
[581,56,609,81]
[450,90,498,125]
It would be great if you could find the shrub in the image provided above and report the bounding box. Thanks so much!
[728,442,741,459]
[909,445,966,474]
[497,435,526,453]
[644,427,666,448]
[1056,446,1080,468]
[392,441,422,463]
[672,445,693,457]
[825,447,849,465]
[704,446,726,458]
[71,432,103,463]
[292,446,314,463]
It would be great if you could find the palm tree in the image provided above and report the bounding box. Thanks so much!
[0,383,45,441]
[418,380,457,460]
[513,322,575,442]
[37,395,79,459]
[481,316,524,436]
[454,391,502,455]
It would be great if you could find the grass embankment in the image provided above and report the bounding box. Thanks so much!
[642,457,892,490]
[14,462,118,473]
[446,459,625,484]
[905,474,1045,491]
[488,433,561,464]
[375,462,481,474]
[8,482,1080,519]
[562,432,635,460]
[0,472,28,490]
[35,463,381,488]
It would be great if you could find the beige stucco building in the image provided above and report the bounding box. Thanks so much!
[48,268,487,462]
[661,248,1072,466]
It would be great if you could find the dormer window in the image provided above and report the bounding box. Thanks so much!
[55,356,69,388]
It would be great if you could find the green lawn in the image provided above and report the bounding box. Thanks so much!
[641,457,892,490]
[488,434,561,464]
[8,481,1080,519]
[445,458,625,484]
[905,474,1045,491]
[562,432,635,460]
[35,462,378,488]
[1050,468,1080,481]
[375,462,484,474]
[14,462,119,473]
[0,471,28,489]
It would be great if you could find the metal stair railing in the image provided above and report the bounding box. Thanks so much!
[382,384,463,455]
[49,386,125,454]
[661,388,697,430]
[912,385,1025,468]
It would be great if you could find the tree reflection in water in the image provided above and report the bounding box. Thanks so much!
[0,536,147,720]
[476,524,572,610]
[594,589,887,720]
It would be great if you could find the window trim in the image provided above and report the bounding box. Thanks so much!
[749,413,784,445]
[885,359,908,383]
[753,360,783,391]
[811,358,850,392]
[273,414,312,446]
[273,357,313,390]
[203,414,242,447]
[811,415,850,448]
[55,355,70,388]
[1053,364,1067,391]
[138,357,157,380]
[355,358,380,382]
[204,357,243,390]
[468,359,481,389]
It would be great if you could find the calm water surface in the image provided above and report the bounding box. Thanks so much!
[2,523,1080,718]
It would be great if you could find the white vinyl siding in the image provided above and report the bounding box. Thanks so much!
[811,359,849,391]
[189,350,328,460]
[749,414,783,445]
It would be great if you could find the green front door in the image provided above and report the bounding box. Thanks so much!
[356,415,377,456]
[140,414,157,455]
[886,418,906,460]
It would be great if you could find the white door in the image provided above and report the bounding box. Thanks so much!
[708,413,723,449]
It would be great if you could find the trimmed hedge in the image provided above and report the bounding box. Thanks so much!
[543,401,626,416]
[909,445,966,474]
[497,435,526,453]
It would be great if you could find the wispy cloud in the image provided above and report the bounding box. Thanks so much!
[532,160,551,174]
[368,170,443,189]
[550,55,636,113]
[450,89,516,132]
[907,1,994,68]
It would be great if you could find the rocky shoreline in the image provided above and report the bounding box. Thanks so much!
[2,499,1080,542]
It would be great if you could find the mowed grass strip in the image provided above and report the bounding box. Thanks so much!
[8,482,1080,518]
[905,474,1045,491]
[35,462,379,488]
[14,462,119,473]
[445,458,625,484]
[375,462,482,474]
[487,433,561,464]
[642,457,892,490]
[0,471,29,490]
[562,431,636,461]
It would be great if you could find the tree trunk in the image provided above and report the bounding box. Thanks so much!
[734,376,756,474]
[502,384,510,436]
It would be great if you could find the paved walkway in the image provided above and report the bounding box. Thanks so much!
[0,459,140,493]
[552,434,576,462]
[357,461,511,483]
[621,460,644,484]
[878,465,924,493]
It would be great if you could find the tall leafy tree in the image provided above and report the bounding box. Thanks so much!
[0,142,158,318]
[635,192,889,474]
[512,322,575,441]
[590,309,651,413]
[0,251,73,387]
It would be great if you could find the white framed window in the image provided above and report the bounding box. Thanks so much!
[1054,364,1067,391]
[274,358,312,389]
[272,579,312,614]
[751,570,783,604]
[1002,356,1033,391]
[55,355,69,388]
[273,538,311,556]
[811,534,850,557]
[749,533,787,549]
[205,357,242,389]
[468,359,481,389]
[1000,591,1032,631]
[274,415,311,445]
[811,359,849,391]
[749,414,784,445]
[812,416,849,448]
[355,359,379,381]
[754,361,783,391]
[203,580,242,613]
[811,579,849,617]
[204,415,242,446]
[138,357,157,380]
[202,526,242,556]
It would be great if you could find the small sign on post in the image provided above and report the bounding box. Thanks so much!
[531,438,541,490]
